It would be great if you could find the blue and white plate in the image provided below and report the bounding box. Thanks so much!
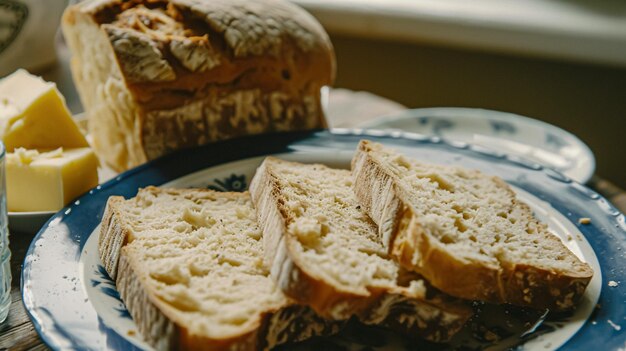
[358,108,596,184]
[22,130,624,350]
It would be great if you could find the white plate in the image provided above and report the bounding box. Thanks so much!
[358,108,595,183]
[22,130,625,350]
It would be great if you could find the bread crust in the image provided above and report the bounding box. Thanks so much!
[62,0,335,171]
[98,187,341,350]
[250,160,378,316]
[352,140,593,311]
[249,158,471,342]
[99,196,129,280]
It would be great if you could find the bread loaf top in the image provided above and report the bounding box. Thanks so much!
[64,0,335,110]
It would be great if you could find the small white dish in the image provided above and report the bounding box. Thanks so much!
[358,108,596,183]
[8,210,54,234]
[7,112,110,235]
[9,166,117,234]
[8,163,116,234]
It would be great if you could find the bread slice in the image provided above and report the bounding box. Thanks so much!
[352,140,594,310]
[98,187,339,350]
[249,157,471,342]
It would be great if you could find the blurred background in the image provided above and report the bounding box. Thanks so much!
[295,0,626,188]
[3,0,625,187]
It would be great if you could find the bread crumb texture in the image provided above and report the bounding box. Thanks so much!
[116,187,287,339]
[355,141,593,309]
[376,145,590,275]
[267,159,400,295]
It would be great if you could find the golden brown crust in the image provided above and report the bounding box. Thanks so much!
[98,196,129,280]
[249,158,471,342]
[98,187,341,350]
[62,0,334,171]
[352,140,593,311]
[139,88,327,161]
[249,159,368,318]
[116,250,178,350]
[118,248,290,351]
[391,206,504,303]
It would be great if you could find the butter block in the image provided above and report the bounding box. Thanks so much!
[6,148,99,212]
[0,69,88,151]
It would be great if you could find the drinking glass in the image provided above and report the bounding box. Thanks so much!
[0,142,10,323]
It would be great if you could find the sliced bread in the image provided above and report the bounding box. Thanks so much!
[98,186,339,350]
[351,140,594,310]
[249,157,471,342]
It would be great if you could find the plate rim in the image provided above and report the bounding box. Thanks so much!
[21,129,625,351]
[356,107,596,183]
[9,210,55,217]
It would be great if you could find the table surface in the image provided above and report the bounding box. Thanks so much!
[1,88,625,350]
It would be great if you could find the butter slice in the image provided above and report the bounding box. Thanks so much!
[7,147,99,212]
[0,69,88,151]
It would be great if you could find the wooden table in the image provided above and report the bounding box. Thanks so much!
[1,89,624,350]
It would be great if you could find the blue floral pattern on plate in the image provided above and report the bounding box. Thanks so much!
[0,0,28,54]
[545,133,568,150]
[360,108,595,183]
[206,174,247,192]
[489,120,517,134]
[21,130,624,350]
[91,265,132,320]
[418,116,455,136]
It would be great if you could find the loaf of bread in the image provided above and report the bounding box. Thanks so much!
[352,140,594,310]
[249,157,471,342]
[98,187,340,350]
[62,0,335,172]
